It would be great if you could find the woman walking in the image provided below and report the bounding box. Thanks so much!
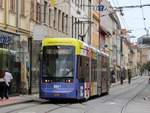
[0,71,5,99]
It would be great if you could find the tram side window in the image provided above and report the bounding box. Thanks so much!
[101,56,105,76]
[78,56,89,82]
[101,56,109,78]
[91,59,97,82]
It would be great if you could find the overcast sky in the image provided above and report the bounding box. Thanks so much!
[108,0,150,42]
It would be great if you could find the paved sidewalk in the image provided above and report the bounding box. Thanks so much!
[110,75,142,88]
[0,94,39,108]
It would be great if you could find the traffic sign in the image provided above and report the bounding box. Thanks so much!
[97,4,105,11]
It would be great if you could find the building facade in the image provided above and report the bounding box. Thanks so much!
[91,0,100,49]
[0,0,93,94]
[70,0,91,44]
[99,0,122,80]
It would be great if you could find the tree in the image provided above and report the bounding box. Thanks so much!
[140,64,145,75]
[145,61,150,72]
[140,61,150,76]
[139,63,147,75]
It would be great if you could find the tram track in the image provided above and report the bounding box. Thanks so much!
[44,104,72,113]
[81,77,148,113]
[120,84,148,113]
[3,101,47,113]
[101,77,146,103]
[42,77,148,113]
[2,77,147,113]
[2,100,76,113]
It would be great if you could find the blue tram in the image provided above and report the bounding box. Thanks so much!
[39,38,110,100]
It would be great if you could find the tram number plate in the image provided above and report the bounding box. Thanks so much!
[54,85,61,89]
[54,93,60,97]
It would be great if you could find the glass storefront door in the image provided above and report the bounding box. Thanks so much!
[0,30,21,95]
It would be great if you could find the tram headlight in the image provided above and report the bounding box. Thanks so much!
[65,79,73,83]
[45,80,48,83]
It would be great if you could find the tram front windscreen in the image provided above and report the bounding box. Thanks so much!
[42,46,75,82]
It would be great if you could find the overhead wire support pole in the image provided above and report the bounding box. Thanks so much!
[114,4,150,9]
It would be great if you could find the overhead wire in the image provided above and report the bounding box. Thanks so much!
[139,0,147,32]
[115,0,129,29]
[111,0,128,29]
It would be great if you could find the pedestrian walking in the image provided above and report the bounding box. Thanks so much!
[111,69,116,83]
[128,69,132,84]
[3,68,13,99]
[120,67,125,85]
[0,72,5,100]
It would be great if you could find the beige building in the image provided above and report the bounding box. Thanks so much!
[70,0,91,43]
[139,46,150,64]
[0,0,73,94]
[122,37,130,71]
[100,0,121,70]
[91,0,100,49]
[0,0,93,94]
[129,44,140,76]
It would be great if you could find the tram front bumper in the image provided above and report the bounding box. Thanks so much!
[40,88,77,99]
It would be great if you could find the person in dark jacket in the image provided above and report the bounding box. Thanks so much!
[120,67,125,85]
[128,69,132,84]
[3,68,13,99]
[0,71,5,99]
[111,70,116,83]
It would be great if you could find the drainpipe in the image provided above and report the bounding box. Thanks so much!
[4,0,7,29]
[99,0,102,50]
[88,0,91,45]
[16,0,19,32]
[28,36,33,95]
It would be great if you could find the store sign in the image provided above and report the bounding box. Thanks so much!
[0,35,11,44]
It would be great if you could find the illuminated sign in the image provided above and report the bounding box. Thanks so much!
[46,49,72,55]
[0,35,11,44]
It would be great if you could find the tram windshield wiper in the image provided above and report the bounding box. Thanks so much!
[64,68,73,77]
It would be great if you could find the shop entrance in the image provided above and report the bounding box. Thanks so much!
[0,30,21,95]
